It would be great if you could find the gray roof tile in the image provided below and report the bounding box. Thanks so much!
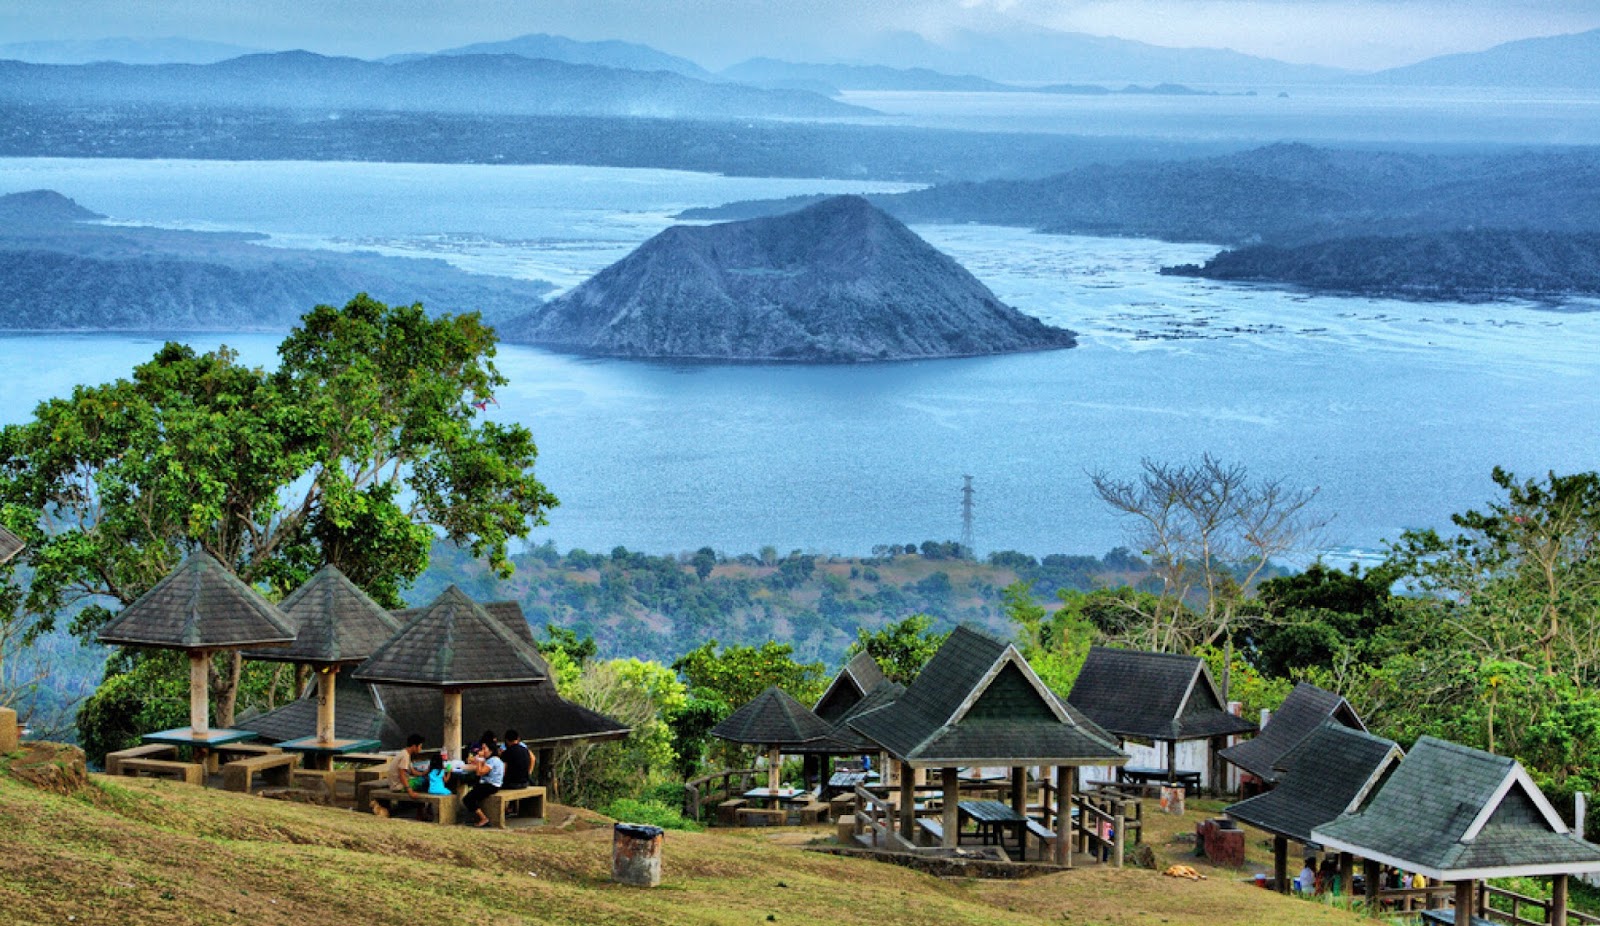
[1066,646,1257,742]
[814,651,889,725]
[1226,722,1401,843]
[236,674,404,745]
[1220,682,1364,782]
[794,679,907,754]
[351,585,547,688]
[710,685,835,747]
[97,552,295,650]
[1313,736,1600,877]
[849,625,1126,766]
[377,680,631,749]
[250,565,401,665]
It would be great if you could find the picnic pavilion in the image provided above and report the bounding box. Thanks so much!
[1219,681,1365,787]
[0,524,23,565]
[246,564,401,765]
[1066,645,1257,791]
[1312,736,1600,925]
[813,651,890,725]
[1225,721,1404,894]
[97,552,295,748]
[351,585,547,761]
[710,684,834,796]
[849,625,1127,863]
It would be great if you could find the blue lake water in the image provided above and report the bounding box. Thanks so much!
[2,158,1598,563]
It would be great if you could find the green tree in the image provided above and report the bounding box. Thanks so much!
[847,614,949,685]
[1002,582,1098,692]
[0,295,557,729]
[672,639,825,709]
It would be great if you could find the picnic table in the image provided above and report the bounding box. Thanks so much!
[743,787,810,807]
[1118,766,1202,794]
[959,799,1029,856]
[276,735,383,771]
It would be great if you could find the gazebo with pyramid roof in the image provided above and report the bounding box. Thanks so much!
[352,585,547,760]
[97,551,295,745]
[850,625,1128,862]
[0,525,23,566]
[248,565,401,764]
[710,685,834,793]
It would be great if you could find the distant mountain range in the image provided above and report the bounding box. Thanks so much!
[0,191,551,330]
[0,51,869,120]
[717,58,1223,96]
[0,36,262,65]
[423,33,715,80]
[1356,28,1600,89]
[499,195,1075,362]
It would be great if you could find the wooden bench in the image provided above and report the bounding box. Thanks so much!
[118,757,205,786]
[482,785,546,828]
[221,752,300,793]
[106,744,178,775]
[917,817,946,846]
[716,798,747,825]
[735,806,786,826]
[1026,818,1059,847]
[366,787,457,825]
[797,797,830,825]
[836,814,855,844]
[292,768,356,805]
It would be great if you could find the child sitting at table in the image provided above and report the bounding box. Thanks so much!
[424,754,453,795]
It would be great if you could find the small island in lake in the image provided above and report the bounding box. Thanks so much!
[498,195,1076,362]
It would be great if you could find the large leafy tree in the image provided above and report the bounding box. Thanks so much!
[0,294,557,727]
[847,613,949,685]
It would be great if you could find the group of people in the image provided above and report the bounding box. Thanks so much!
[1295,856,1427,897]
[381,729,534,827]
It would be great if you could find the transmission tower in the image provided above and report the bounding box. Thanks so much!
[960,474,975,556]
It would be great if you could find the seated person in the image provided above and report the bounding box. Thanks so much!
[1296,858,1317,894]
[375,733,426,818]
[464,742,505,827]
[424,754,453,795]
[501,729,533,790]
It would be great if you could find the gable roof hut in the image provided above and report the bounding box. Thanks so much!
[711,685,834,793]
[245,565,401,754]
[1226,722,1403,893]
[814,651,890,725]
[1313,736,1600,922]
[850,625,1126,859]
[0,525,23,565]
[1066,645,1257,787]
[97,551,294,741]
[1219,682,1365,784]
[351,584,547,760]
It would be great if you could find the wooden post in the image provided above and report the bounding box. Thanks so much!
[442,689,463,761]
[1552,873,1569,926]
[189,650,210,734]
[768,746,782,793]
[537,747,553,787]
[1273,835,1289,894]
[1166,739,1178,784]
[1363,858,1380,915]
[1453,880,1474,922]
[1054,766,1070,867]
[1011,766,1027,818]
[1209,735,1225,795]
[315,667,337,743]
[899,760,915,842]
[1113,807,1125,868]
[941,767,959,849]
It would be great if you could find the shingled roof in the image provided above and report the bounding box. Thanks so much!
[0,525,23,565]
[250,565,401,665]
[351,585,547,688]
[849,625,1127,768]
[236,675,405,745]
[97,552,295,650]
[1226,722,1402,844]
[1065,646,1258,742]
[814,651,890,725]
[378,681,631,749]
[792,678,907,754]
[1220,682,1365,782]
[711,685,835,747]
[1313,736,1600,880]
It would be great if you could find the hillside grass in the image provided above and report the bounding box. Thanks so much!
[0,764,1372,926]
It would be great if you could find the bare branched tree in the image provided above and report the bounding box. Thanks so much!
[1090,454,1327,654]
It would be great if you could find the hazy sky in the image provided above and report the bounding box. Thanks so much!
[6,0,1599,71]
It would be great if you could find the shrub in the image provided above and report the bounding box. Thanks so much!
[601,797,703,832]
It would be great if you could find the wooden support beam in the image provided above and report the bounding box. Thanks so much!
[1453,880,1474,922]
[189,650,211,734]
[1552,873,1569,926]
[1054,766,1070,867]
[442,689,463,762]
[1273,835,1288,894]
[768,747,782,793]
[1010,766,1026,817]
[536,747,553,788]
[1363,858,1380,916]
[315,668,337,744]
[1338,852,1353,900]
[899,760,915,842]
[941,767,959,849]
[1166,739,1178,784]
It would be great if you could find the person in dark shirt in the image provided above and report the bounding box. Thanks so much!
[501,728,533,790]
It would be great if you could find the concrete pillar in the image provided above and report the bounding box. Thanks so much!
[1273,835,1289,894]
[315,668,337,743]
[941,767,959,849]
[442,689,463,761]
[767,746,782,793]
[189,650,210,734]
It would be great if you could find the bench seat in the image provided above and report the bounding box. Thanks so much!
[917,817,945,846]
[735,806,786,826]
[482,785,546,828]
[106,744,179,776]
[366,787,457,825]
[221,752,300,793]
[117,757,205,786]
[1026,818,1059,844]
[716,798,747,825]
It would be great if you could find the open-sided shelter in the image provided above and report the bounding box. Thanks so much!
[97,551,295,743]
[710,685,834,792]
[351,585,547,760]
[1226,722,1403,893]
[248,565,400,754]
[1313,736,1600,924]
[850,625,1127,862]
[1066,645,1257,788]
[0,525,23,565]
[1219,681,1364,785]
[814,651,890,725]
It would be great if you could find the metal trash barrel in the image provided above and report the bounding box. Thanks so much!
[612,823,665,887]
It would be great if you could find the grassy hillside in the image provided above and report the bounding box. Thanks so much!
[0,751,1367,926]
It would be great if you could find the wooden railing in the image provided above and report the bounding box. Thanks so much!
[683,768,759,820]
[852,785,914,851]
[1349,882,1599,925]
